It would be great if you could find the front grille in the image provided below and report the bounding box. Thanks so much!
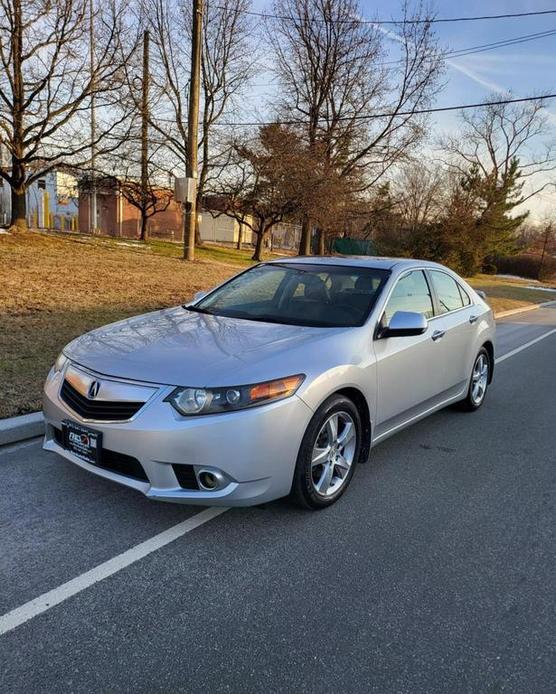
[172,464,199,490]
[60,379,144,421]
[52,427,149,482]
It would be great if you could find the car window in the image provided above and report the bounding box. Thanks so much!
[204,265,288,309]
[430,271,465,314]
[383,270,434,323]
[458,283,471,306]
[194,263,390,328]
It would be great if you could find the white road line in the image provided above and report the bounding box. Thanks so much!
[495,328,556,364]
[0,506,229,637]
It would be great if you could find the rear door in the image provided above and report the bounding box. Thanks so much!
[373,270,449,435]
[427,269,476,393]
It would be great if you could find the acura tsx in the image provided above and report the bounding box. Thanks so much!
[43,257,495,509]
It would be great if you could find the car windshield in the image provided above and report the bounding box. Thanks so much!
[191,262,390,328]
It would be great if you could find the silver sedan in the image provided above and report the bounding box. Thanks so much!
[43,257,495,509]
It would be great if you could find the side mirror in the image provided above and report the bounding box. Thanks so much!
[193,290,207,302]
[380,311,427,338]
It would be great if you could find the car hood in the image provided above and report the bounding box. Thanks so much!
[64,305,338,387]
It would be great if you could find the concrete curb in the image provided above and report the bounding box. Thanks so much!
[1,301,555,447]
[0,412,44,447]
[494,299,556,319]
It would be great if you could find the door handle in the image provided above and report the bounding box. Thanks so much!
[469,315,479,324]
[431,330,445,341]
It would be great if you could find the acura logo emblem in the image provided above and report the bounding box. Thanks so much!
[88,381,100,399]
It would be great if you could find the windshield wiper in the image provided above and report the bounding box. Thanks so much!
[184,304,215,315]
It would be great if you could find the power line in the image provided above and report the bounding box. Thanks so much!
[210,94,556,128]
[245,26,556,84]
[447,28,556,59]
[234,7,556,26]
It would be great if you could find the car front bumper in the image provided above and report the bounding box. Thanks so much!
[42,367,314,506]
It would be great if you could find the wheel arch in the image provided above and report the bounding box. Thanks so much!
[335,387,372,463]
[481,340,495,383]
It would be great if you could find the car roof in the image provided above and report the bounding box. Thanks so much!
[265,255,447,272]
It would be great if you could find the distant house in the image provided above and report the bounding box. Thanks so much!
[75,179,300,249]
[78,176,183,239]
[0,166,78,230]
[198,210,254,245]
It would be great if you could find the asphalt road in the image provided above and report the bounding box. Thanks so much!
[1,306,555,694]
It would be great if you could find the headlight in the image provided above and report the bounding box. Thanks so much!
[53,352,68,373]
[166,374,305,416]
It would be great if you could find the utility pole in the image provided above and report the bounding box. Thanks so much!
[89,0,97,234]
[140,29,150,241]
[184,0,203,261]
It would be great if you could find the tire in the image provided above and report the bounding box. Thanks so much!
[457,347,491,412]
[290,394,363,510]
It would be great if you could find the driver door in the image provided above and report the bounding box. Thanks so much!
[373,270,448,438]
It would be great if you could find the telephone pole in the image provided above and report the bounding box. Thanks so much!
[184,0,203,261]
[140,29,150,241]
[89,0,97,234]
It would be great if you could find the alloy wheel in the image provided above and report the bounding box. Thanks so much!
[310,411,358,497]
[471,353,489,406]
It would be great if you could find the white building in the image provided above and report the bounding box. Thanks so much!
[0,151,78,229]
[198,211,253,245]
[198,212,300,251]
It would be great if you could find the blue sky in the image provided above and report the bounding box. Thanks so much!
[246,0,556,218]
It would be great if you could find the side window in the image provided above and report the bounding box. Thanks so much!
[458,283,471,306]
[383,270,434,324]
[430,271,464,314]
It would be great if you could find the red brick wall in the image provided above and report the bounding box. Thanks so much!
[79,189,183,240]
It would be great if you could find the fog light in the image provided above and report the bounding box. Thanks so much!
[198,470,219,490]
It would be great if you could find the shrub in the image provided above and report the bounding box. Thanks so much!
[495,254,556,281]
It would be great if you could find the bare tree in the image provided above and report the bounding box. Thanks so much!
[442,94,556,204]
[216,125,310,261]
[439,95,556,264]
[111,141,172,240]
[392,159,446,232]
[0,0,130,228]
[145,0,255,244]
[269,0,444,254]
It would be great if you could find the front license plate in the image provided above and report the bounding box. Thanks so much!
[62,420,102,465]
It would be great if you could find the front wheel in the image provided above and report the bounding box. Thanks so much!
[458,347,491,411]
[290,394,362,510]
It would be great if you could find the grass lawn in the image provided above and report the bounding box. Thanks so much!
[0,229,253,418]
[467,274,556,314]
[2,230,555,419]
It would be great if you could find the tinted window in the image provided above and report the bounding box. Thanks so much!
[383,270,434,323]
[430,271,465,314]
[193,263,390,328]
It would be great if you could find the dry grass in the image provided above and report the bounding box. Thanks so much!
[0,229,246,418]
[2,230,555,419]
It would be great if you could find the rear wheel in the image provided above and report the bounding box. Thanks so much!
[290,394,362,509]
[458,347,490,411]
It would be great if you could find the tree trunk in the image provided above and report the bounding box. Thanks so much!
[10,185,27,228]
[236,220,243,250]
[252,230,265,261]
[317,228,325,255]
[140,212,148,241]
[10,2,26,229]
[298,215,311,255]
